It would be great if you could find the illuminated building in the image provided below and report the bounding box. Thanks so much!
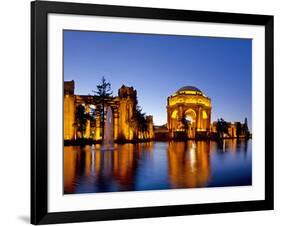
[211,121,249,138]
[167,86,211,139]
[64,80,154,141]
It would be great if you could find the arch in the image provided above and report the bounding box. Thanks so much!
[184,109,197,123]
[167,86,211,139]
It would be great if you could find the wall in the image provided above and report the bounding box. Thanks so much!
[0,0,280,225]
[64,94,75,140]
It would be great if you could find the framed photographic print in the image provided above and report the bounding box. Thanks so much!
[31,0,274,224]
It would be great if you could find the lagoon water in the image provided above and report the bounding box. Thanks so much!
[64,139,252,194]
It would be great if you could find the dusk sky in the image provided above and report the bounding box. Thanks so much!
[64,30,252,129]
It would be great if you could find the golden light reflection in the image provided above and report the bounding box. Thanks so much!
[64,146,78,193]
[64,143,154,193]
[64,140,245,194]
[167,141,211,188]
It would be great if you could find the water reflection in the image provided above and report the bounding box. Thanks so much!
[167,141,211,188]
[64,140,251,194]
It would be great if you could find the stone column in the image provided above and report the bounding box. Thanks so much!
[197,107,202,131]
[178,105,183,132]
[128,100,134,140]
[208,109,211,132]
[167,107,172,139]
[113,108,119,140]
[85,105,91,139]
[95,108,102,141]
[146,115,154,139]
[64,94,75,140]
[167,107,171,130]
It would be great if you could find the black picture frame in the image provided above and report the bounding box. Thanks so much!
[31,0,274,224]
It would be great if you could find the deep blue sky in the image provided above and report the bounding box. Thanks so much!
[64,30,252,129]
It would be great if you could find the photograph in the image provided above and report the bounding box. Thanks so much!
[30,1,274,224]
[63,30,252,194]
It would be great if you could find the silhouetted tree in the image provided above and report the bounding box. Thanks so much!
[138,108,148,138]
[93,76,113,140]
[128,96,149,140]
[243,117,250,138]
[235,122,242,139]
[131,104,148,139]
[216,118,229,139]
[181,117,191,137]
[74,104,87,138]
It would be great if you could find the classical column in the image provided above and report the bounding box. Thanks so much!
[207,109,211,132]
[113,108,119,140]
[167,107,171,130]
[197,107,202,131]
[146,115,154,139]
[178,105,183,134]
[95,108,102,141]
[85,104,91,139]
[167,107,172,138]
[64,94,75,140]
[128,101,134,140]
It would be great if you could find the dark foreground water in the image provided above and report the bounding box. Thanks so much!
[64,140,252,194]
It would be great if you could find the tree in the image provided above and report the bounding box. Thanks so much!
[74,104,87,138]
[235,122,242,139]
[93,76,113,140]
[181,117,191,137]
[216,118,229,139]
[130,104,149,140]
[243,117,250,138]
[136,106,148,138]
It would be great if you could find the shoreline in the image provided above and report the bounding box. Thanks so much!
[64,137,251,146]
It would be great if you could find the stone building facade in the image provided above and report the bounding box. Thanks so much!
[64,81,154,141]
[210,121,249,138]
[167,86,212,139]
